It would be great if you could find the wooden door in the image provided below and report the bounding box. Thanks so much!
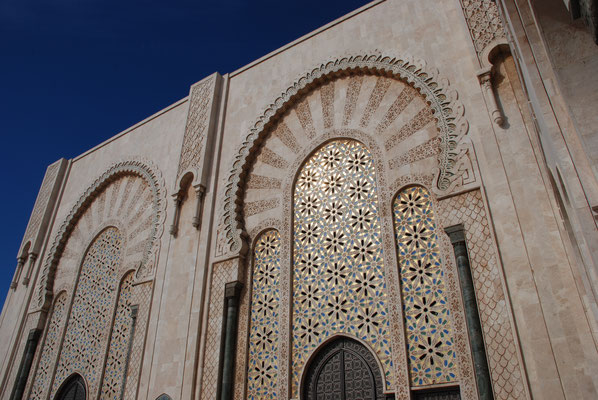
[303,337,385,400]
[54,375,86,400]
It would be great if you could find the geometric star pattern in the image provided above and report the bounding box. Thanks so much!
[100,271,134,399]
[247,230,281,399]
[29,293,68,400]
[393,186,459,386]
[292,139,392,397]
[50,227,123,398]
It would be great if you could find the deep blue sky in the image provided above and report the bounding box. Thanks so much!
[0,0,373,302]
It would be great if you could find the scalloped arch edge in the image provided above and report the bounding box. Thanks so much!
[32,158,167,313]
[220,53,470,258]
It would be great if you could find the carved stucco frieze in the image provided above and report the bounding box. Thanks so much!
[21,161,62,249]
[438,190,528,399]
[217,54,473,259]
[459,0,507,59]
[200,258,243,400]
[176,74,220,185]
[15,160,68,288]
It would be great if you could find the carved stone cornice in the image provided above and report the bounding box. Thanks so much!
[19,159,68,259]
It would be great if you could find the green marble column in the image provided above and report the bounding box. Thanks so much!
[10,328,41,400]
[446,225,494,400]
[220,281,243,400]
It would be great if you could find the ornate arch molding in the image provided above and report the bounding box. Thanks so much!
[221,54,470,257]
[33,158,166,313]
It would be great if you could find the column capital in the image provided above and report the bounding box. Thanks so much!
[224,281,243,299]
[445,224,466,244]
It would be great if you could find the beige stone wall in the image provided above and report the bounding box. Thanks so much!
[535,0,598,173]
[1,0,598,399]
[0,98,188,399]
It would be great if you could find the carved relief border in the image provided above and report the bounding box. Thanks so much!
[177,76,216,180]
[435,215,477,399]
[220,53,471,258]
[438,190,528,400]
[176,74,222,190]
[234,264,251,400]
[25,292,69,400]
[458,0,506,59]
[124,280,153,400]
[20,160,64,255]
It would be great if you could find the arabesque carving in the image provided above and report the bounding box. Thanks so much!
[177,76,216,180]
[459,0,506,57]
[22,162,61,249]
[438,190,527,399]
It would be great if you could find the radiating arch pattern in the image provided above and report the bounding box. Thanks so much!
[222,54,474,258]
[393,186,459,386]
[247,230,281,399]
[292,139,391,396]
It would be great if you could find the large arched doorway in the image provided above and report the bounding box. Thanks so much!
[54,374,86,400]
[302,337,385,400]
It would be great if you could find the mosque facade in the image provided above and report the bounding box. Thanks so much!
[1,0,598,399]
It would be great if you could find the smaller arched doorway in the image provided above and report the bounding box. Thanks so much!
[302,337,386,400]
[54,374,86,400]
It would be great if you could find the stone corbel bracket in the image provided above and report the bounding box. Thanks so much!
[477,67,504,127]
[171,73,223,235]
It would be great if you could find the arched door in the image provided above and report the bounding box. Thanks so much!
[54,374,86,400]
[303,337,385,400]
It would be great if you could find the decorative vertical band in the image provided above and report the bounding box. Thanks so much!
[459,0,506,60]
[176,73,223,187]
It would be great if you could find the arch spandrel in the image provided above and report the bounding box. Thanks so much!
[219,54,476,259]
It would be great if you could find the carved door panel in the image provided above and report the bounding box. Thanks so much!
[303,337,384,400]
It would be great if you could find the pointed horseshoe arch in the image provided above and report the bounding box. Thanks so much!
[54,374,86,400]
[33,158,166,313]
[221,54,470,256]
